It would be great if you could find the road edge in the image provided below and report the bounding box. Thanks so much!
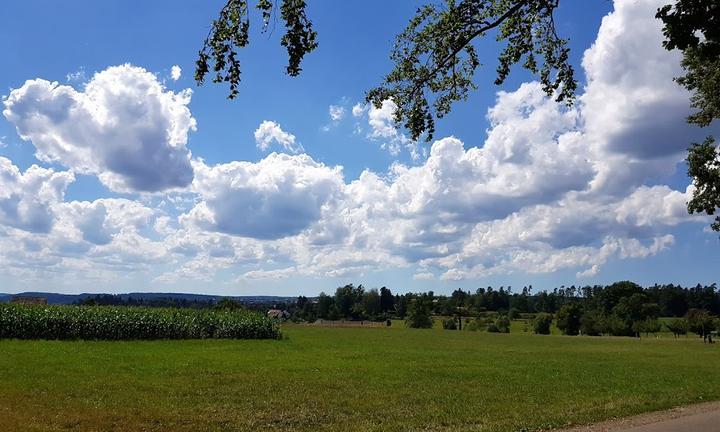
[552,401,720,432]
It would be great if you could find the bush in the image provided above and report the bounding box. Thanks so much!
[666,318,688,337]
[532,313,553,335]
[686,309,716,338]
[465,318,483,332]
[611,294,651,336]
[605,314,632,337]
[494,315,511,333]
[0,304,281,340]
[405,297,434,329]
[580,310,603,336]
[486,323,500,333]
[638,318,662,336]
[556,303,582,335]
[442,318,457,330]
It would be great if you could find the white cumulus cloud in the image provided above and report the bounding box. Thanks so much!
[3,64,196,193]
[0,157,74,233]
[352,103,367,118]
[185,153,344,239]
[329,105,345,121]
[367,99,424,161]
[254,120,304,154]
[580,0,718,196]
[170,65,182,81]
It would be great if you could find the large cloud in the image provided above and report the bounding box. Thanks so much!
[56,199,156,246]
[0,191,168,286]
[580,0,719,196]
[3,64,196,193]
[309,83,594,265]
[421,186,693,281]
[185,153,344,239]
[0,157,74,233]
[388,84,591,221]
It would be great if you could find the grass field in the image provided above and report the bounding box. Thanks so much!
[1,325,718,432]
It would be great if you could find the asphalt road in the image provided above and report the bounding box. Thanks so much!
[558,402,720,432]
[621,408,720,431]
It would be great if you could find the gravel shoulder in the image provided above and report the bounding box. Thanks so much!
[555,401,720,432]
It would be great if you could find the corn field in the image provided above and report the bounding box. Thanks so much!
[0,304,282,340]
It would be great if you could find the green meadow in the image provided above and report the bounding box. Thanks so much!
[1,325,718,432]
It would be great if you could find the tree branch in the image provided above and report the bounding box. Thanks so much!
[409,0,530,100]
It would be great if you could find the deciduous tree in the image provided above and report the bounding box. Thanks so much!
[556,303,582,336]
[686,308,717,341]
[532,313,553,335]
[406,296,434,329]
[666,317,689,337]
[197,0,576,140]
[195,0,317,98]
[367,0,575,141]
[657,1,720,232]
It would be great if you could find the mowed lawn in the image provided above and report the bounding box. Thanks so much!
[0,326,718,432]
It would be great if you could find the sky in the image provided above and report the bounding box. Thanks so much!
[1,0,719,296]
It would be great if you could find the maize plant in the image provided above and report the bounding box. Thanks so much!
[0,304,282,340]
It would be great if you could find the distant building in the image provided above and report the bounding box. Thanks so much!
[11,296,48,305]
[267,309,290,320]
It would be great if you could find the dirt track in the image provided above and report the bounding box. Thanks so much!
[557,401,720,432]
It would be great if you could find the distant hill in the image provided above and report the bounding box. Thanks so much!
[0,292,296,305]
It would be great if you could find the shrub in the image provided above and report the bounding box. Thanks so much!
[486,323,500,333]
[666,318,688,337]
[556,303,582,335]
[442,318,457,330]
[405,297,434,329]
[465,318,483,332]
[0,304,281,340]
[580,310,603,336]
[608,294,664,337]
[686,309,716,338]
[532,313,553,335]
[605,314,632,337]
[638,318,662,336]
[494,315,511,333]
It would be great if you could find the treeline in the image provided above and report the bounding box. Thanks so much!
[279,281,720,339]
[76,294,214,309]
[76,295,279,313]
[435,282,720,317]
[282,281,719,320]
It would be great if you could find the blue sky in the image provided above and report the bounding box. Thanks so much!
[1,0,718,296]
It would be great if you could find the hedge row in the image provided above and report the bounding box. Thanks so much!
[0,304,281,340]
